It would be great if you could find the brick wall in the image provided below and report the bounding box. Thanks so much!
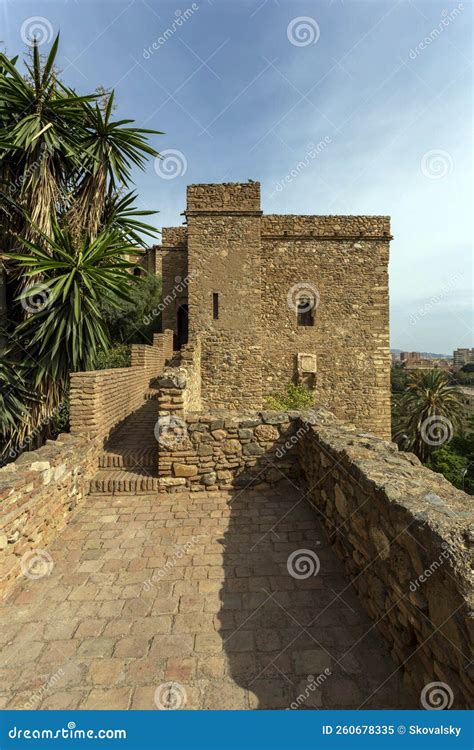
[70,330,173,440]
[0,329,174,599]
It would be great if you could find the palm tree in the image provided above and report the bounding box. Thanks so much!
[0,35,162,452]
[393,369,464,462]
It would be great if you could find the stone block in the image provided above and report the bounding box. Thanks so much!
[173,464,198,477]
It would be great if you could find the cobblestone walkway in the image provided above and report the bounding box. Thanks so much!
[0,485,415,710]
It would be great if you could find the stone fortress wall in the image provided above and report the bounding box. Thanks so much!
[186,183,264,412]
[153,347,473,708]
[155,182,391,439]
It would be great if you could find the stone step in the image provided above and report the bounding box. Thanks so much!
[144,389,160,401]
[89,468,161,495]
[98,448,156,469]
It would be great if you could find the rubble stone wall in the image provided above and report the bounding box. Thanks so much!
[297,411,473,709]
[261,229,391,439]
[158,182,392,438]
[185,183,263,411]
[0,433,100,599]
[157,410,302,491]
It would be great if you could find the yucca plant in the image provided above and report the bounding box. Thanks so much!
[0,35,162,452]
[0,358,37,442]
[68,91,161,240]
[0,37,93,243]
[393,369,464,462]
[8,224,137,428]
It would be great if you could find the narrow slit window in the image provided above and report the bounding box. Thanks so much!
[297,297,314,327]
[213,292,219,320]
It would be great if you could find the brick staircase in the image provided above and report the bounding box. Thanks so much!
[89,381,162,495]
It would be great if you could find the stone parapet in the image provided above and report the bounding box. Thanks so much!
[186,182,261,213]
[261,214,391,238]
[161,226,187,246]
[297,410,473,709]
[157,410,302,492]
[0,433,100,599]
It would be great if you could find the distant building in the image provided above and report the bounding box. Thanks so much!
[403,359,450,370]
[453,348,474,368]
[401,355,451,371]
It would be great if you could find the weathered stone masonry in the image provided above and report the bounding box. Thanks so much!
[155,182,391,439]
[155,400,474,708]
[1,180,471,709]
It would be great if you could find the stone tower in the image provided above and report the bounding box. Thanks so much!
[155,181,392,439]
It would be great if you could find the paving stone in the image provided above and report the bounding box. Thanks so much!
[0,486,413,710]
[114,635,150,659]
[130,685,158,710]
[87,659,127,686]
[40,690,87,710]
[293,649,333,675]
[203,681,248,709]
[76,637,116,659]
[323,676,363,707]
[81,688,132,710]
[74,619,106,638]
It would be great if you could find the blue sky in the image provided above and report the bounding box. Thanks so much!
[1,0,472,354]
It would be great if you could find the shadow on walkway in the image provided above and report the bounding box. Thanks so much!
[216,481,416,709]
